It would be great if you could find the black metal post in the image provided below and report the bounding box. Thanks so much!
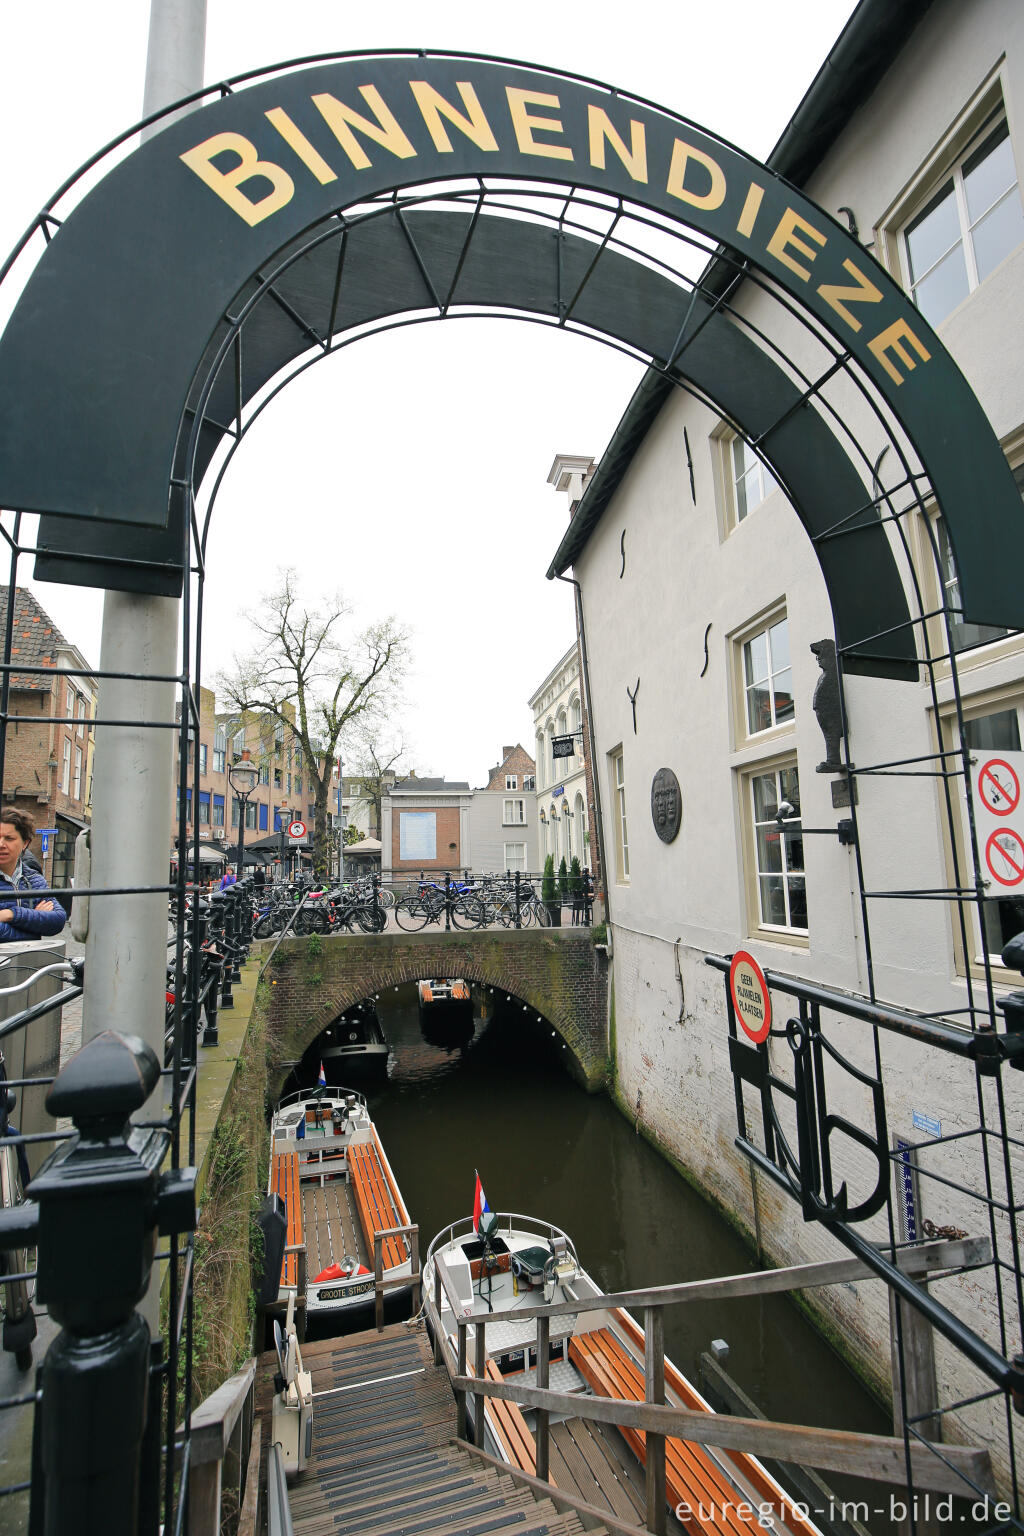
[514,869,521,929]
[0,1031,196,1536]
[445,870,451,931]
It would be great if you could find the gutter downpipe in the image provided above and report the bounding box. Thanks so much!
[555,572,611,928]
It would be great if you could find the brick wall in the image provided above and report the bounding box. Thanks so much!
[391,805,463,871]
[264,928,608,1095]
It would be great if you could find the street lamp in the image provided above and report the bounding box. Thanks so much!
[277,805,290,881]
[229,749,259,881]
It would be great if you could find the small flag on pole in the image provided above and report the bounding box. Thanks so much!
[473,1171,491,1236]
[318,1061,326,1088]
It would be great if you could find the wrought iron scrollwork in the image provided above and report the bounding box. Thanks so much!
[727,996,889,1227]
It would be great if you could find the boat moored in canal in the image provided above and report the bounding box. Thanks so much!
[417,977,472,1009]
[267,1082,416,1335]
[424,1210,824,1536]
[319,999,390,1079]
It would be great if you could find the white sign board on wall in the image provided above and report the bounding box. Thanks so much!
[400,811,436,861]
[969,751,1024,890]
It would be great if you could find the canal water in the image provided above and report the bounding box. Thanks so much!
[294,982,900,1530]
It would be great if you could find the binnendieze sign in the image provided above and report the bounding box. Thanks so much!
[0,54,1020,631]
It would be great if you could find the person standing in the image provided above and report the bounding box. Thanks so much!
[0,808,66,942]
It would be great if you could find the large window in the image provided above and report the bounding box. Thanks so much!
[732,436,777,523]
[199,742,208,775]
[958,706,1024,963]
[504,843,527,871]
[903,117,1024,327]
[503,798,526,825]
[61,737,71,795]
[742,617,793,736]
[72,746,82,801]
[610,748,629,882]
[933,513,1009,654]
[213,726,226,775]
[749,764,806,934]
[212,795,225,827]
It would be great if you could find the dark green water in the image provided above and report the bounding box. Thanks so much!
[297,983,908,1532]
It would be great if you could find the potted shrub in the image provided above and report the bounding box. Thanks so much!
[542,854,560,926]
[558,855,569,904]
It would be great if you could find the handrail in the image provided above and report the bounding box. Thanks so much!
[372,1221,420,1330]
[423,1233,1001,1532]
[267,1443,295,1536]
[190,1357,257,1464]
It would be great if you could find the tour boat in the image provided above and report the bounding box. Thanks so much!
[319,1000,390,1079]
[266,1083,415,1334]
[417,977,472,1007]
[424,1209,823,1536]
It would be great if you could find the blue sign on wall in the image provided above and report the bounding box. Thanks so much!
[912,1110,941,1139]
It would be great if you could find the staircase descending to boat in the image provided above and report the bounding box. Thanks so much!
[257,1323,610,1536]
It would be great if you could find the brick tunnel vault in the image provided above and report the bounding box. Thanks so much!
[263,929,609,1098]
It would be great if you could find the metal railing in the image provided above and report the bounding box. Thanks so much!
[423,1223,1007,1536]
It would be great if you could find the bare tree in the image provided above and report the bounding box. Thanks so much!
[347,727,412,843]
[218,574,409,877]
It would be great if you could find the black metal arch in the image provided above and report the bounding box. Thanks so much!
[0,49,1020,648]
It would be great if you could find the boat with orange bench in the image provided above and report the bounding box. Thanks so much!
[423,1212,823,1536]
[267,1084,415,1334]
[417,977,472,1008]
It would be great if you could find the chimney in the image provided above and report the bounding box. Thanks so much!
[547,454,596,515]
[502,745,514,759]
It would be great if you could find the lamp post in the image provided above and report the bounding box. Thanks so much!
[278,805,290,881]
[229,750,259,881]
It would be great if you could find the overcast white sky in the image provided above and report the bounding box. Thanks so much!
[0,1,858,785]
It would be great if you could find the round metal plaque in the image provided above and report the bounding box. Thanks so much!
[650,767,682,844]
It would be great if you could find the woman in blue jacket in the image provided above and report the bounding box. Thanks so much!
[0,807,66,943]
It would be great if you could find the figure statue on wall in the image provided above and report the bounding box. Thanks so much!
[810,638,844,773]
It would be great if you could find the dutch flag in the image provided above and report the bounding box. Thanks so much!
[473,1170,491,1235]
[318,1060,326,1088]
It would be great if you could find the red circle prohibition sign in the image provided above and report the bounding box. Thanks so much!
[978,758,1020,817]
[729,950,772,1044]
[984,828,1024,888]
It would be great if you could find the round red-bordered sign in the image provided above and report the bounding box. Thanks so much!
[977,758,1020,817]
[984,827,1024,888]
[729,950,772,1044]
[287,820,307,838]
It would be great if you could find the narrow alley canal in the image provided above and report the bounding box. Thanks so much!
[287,982,895,1528]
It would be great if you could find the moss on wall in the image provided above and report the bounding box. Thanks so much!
[188,979,271,1407]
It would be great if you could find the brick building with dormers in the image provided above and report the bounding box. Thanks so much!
[0,588,96,888]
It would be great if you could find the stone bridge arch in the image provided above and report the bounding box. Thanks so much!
[264,929,608,1097]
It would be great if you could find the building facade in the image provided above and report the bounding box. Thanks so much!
[0,588,96,886]
[530,644,590,877]
[381,776,473,879]
[551,0,1024,1486]
[469,744,539,874]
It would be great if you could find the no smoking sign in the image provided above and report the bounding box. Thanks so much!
[970,751,1024,891]
[985,828,1024,888]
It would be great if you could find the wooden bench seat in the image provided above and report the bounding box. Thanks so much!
[463,1352,550,1483]
[269,1151,303,1291]
[348,1139,407,1271]
[569,1326,813,1536]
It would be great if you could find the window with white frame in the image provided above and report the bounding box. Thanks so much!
[749,763,806,933]
[524,773,535,791]
[742,616,793,736]
[213,726,226,774]
[61,737,71,795]
[903,115,1024,328]
[610,748,629,881]
[76,696,85,736]
[73,746,82,801]
[199,742,208,775]
[732,435,777,523]
[504,842,527,871]
[954,704,1024,965]
[506,775,517,791]
[933,512,1010,654]
[65,684,74,718]
[503,798,526,825]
